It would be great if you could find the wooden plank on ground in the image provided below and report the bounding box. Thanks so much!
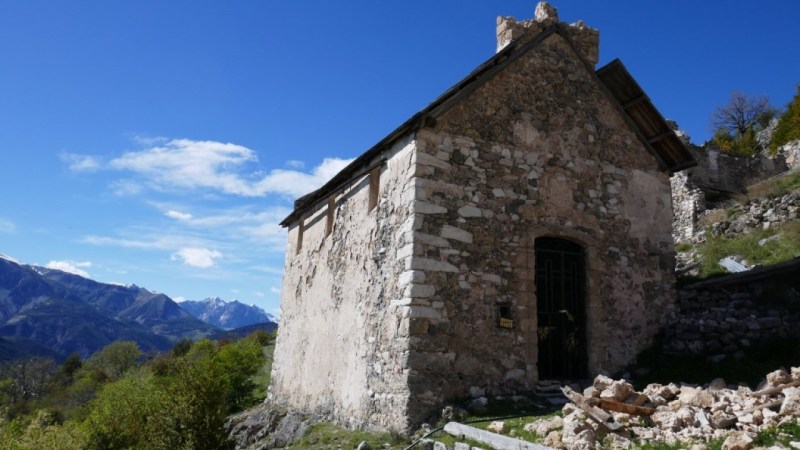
[739,399,784,414]
[751,379,800,397]
[443,422,554,450]
[599,399,656,416]
[561,387,623,431]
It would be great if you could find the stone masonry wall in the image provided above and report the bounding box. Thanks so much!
[686,148,787,195]
[269,137,417,433]
[670,148,789,244]
[664,263,800,356]
[671,171,706,244]
[401,29,676,425]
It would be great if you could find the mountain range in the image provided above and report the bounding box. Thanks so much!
[0,254,277,360]
[179,297,276,330]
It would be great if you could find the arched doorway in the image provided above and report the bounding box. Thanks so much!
[535,237,588,380]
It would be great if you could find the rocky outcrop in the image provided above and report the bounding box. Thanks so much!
[708,191,800,239]
[778,141,800,170]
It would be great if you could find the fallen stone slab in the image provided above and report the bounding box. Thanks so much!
[443,422,554,450]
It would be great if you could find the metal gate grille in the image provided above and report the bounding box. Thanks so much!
[535,237,587,380]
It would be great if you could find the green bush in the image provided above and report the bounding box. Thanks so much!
[770,85,800,153]
[710,128,759,156]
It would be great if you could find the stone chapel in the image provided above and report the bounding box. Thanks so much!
[269,2,695,433]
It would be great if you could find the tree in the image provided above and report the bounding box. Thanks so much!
[0,358,58,404]
[710,91,776,156]
[712,91,772,136]
[85,341,141,380]
[84,370,174,450]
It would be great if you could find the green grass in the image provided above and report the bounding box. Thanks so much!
[464,412,559,442]
[675,242,693,253]
[287,423,408,449]
[747,170,800,199]
[753,421,800,447]
[696,222,800,278]
[637,437,723,450]
[250,341,275,400]
[626,335,800,390]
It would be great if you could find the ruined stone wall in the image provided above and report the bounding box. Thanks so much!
[401,31,676,423]
[670,148,790,243]
[269,137,417,433]
[683,148,787,195]
[671,171,706,244]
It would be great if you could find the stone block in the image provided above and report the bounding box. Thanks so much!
[441,225,473,243]
[407,257,459,273]
[414,202,447,214]
[458,205,482,218]
[405,284,436,298]
[398,270,426,287]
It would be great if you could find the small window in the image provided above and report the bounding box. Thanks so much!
[368,167,380,211]
[497,304,514,329]
[325,195,335,237]
[296,217,304,254]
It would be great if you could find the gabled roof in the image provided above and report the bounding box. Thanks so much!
[596,59,696,173]
[281,23,695,227]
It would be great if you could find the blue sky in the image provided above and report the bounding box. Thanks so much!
[1,1,798,316]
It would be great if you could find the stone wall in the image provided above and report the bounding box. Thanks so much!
[269,137,417,433]
[664,260,800,356]
[670,147,789,243]
[401,27,676,425]
[670,171,706,243]
[685,148,787,195]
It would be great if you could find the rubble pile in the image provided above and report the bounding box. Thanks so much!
[535,368,800,449]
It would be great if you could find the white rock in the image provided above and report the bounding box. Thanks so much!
[679,387,714,408]
[780,387,800,415]
[523,416,563,436]
[766,368,791,387]
[721,431,754,450]
[487,421,506,434]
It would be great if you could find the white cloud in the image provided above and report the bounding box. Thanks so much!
[83,234,186,250]
[165,210,193,221]
[173,296,187,302]
[46,260,92,278]
[269,287,281,295]
[286,160,305,169]
[171,247,222,268]
[108,138,353,198]
[251,157,354,197]
[110,179,144,196]
[255,291,265,297]
[0,218,15,233]
[60,152,101,172]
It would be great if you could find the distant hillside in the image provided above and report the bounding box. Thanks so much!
[219,322,278,340]
[0,255,221,360]
[180,297,276,330]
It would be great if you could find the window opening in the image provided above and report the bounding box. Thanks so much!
[325,195,335,237]
[296,217,304,254]
[368,167,380,211]
[497,303,514,329]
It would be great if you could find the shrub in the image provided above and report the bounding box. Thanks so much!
[770,85,800,153]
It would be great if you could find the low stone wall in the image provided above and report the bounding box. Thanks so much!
[664,259,800,356]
